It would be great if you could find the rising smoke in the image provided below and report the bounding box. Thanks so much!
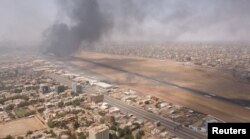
[43,0,250,56]
[43,0,111,56]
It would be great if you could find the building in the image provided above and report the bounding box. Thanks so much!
[88,94,104,103]
[105,114,115,123]
[89,124,109,139]
[39,84,49,93]
[72,83,82,93]
[93,82,112,89]
[55,85,65,93]
[109,107,120,114]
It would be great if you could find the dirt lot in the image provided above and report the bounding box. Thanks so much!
[0,116,46,138]
[64,51,250,122]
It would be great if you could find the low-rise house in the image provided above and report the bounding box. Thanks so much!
[109,107,120,114]
[89,124,109,139]
[88,94,104,103]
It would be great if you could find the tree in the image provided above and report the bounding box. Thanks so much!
[109,133,118,139]
[124,134,134,139]
[110,123,118,131]
[124,126,132,135]
[17,101,30,107]
[132,123,140,129]
[47,120,55,128]
[72,100,80,106]
[49,130,57,138]
[100,118,105,124]
[0,99,5,104]
[66,131,76,139]
[67,136,77,139]
[109,117,116,124]
[98,111,105,116]
[38,107,45,113]
[24,110,36,117]
[58,101,64,108]
[78,133,86,139]
[3,135,14,139]
[59,121,68,129]
[0,81,5,90]
[118,128,125,138]
[8,113,15,119]
[138,130,145,136]
[73,121,80,129]
[5,104,15,111]
[135,130,145,139]
[14,88,22,93]
[118,126,133,139]
[118,126,131,138]
[26,131,33,136]
[144,101,150,105]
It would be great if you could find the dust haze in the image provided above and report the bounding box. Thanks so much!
[42,0,250,56]
[0,0,250,55]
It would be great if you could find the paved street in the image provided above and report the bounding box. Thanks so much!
[104,96,207,139]
[47,73,207,139]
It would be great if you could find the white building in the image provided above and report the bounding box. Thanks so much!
[109,107,120,114]
[93,82,112,89]
[72,83,82,93]
[89,124,109,139]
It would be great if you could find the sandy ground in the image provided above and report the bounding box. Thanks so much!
[65,51,250,122]
[0,117,46,138]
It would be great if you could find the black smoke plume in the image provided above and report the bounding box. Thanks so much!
[43,0,111,56]
[43,0,250,56]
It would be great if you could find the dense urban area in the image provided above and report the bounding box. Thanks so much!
[0,52,214,139]
[1,0,250,139]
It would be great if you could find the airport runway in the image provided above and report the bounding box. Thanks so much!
[73,56,249,108]
[44,53,250,122]
[45,54,250,109]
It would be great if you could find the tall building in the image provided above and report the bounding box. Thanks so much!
[55,85,65,93]
[72,83,82,93]
[39,84,49,93]
[89,124,109,139]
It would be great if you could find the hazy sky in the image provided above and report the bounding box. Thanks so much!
[1,0,250,47]
[0,0,56,44]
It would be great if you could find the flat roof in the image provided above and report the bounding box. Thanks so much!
[90,124,109,133]
[94,82,112,88]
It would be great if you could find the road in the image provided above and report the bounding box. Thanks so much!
[104,96,206,139]
[44,53,250,122]
[62,54,250,122]
[46,73,207,139]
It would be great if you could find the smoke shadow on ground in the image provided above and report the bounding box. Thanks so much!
[70,56,250,107]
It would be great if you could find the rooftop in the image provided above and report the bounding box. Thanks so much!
[90,124,109,133]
